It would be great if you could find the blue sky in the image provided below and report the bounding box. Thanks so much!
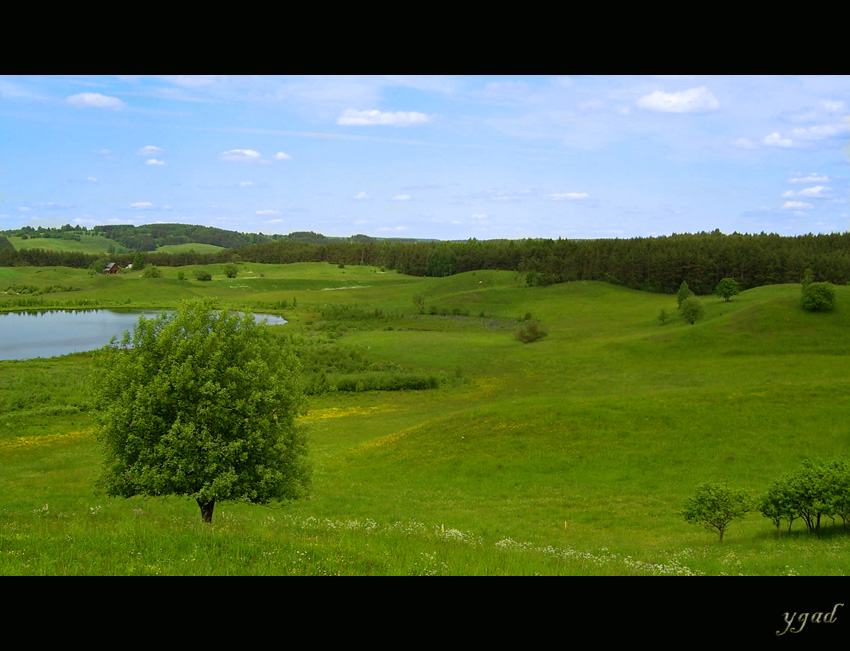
[1,75,848,240]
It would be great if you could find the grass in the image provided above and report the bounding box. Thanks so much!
[2,262,850,575]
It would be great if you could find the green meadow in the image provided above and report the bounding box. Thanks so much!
[2,261,850,575]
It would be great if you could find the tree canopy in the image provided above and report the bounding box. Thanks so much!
[90,298,310,523]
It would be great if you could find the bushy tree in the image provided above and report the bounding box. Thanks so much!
[90,298,310,524]
[681,481,752,542]
[679,296,705,325]
[802,282,836,312]
[714,277,740,302]
[223,263,238,279]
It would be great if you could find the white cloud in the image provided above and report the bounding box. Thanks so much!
[734,137,757,149]
[471,213,488,219]
[240,181,254,187]
[796,185,831,198]
[137,145,164,157]
[85,177,99,183]
[337,108,434,126]
[274,152,292,160]
[789,123,849,140]
[67,92,125,110]
[129,202,156,210]
[636,86,719,113]
[256,209,281,215]
[763,132,793,148]
[546,192,590,200]
[220,149,262,162]
[353,191,372,200]
[789,173,829,184]
[781,201,813,210]
[392,194,411,201]
[145,159,166,166]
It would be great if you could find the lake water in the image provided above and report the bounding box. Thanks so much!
[0,310,287,361]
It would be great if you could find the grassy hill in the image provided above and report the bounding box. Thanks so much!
[1,263,849,576]
[6,234,129,255]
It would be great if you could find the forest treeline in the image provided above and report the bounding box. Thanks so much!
[2,228,850,295]
[229,230,850,294]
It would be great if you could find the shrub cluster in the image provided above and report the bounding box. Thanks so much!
[282,334,444,396]
[4,284,78,296]
[328,371,441,393]
[758,458,850,535]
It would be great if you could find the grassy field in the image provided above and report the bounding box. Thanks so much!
[2,261,850,576]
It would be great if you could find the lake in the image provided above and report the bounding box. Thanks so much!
[0,309,287,361]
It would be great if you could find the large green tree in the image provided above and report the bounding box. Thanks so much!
[90,298,310,523]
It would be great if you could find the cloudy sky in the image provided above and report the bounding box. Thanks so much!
[1,75,848,240]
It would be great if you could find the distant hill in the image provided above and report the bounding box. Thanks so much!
[91,223,273,252]
[1,223,437,257]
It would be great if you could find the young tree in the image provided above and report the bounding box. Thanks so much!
[90,298,310,524]
[679,296,705,325]
[412,293,426,314]
[676,280,694,308]
[714,277,740,302]
[681,481,752,542]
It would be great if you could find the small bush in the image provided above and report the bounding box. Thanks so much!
[802,282,836,312]
[515,320,548,343]
[194,270,212,281]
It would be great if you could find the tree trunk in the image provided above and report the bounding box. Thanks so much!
[198,498,215,524]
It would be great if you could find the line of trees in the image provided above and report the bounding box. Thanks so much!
[232,231,850,293]
[682,457,850,542]
[3,229,850,296]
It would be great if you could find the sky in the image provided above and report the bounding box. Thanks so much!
[1,74,848,241]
